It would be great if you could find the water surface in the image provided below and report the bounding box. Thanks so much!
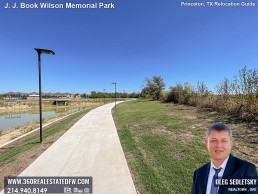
[0,108,82,131]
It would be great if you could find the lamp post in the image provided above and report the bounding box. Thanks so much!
[103,89,106,104]
[112,82,116,108]
[123,90,125,101]
[35,48,55,143]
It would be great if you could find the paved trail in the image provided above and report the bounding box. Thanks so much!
[1,102,137,194]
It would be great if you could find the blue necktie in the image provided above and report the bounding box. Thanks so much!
[210,167,222,194]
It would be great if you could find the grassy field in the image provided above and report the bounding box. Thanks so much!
[0,108,94,190]
[112,99,257,194]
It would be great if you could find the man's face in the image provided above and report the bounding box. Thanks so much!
[205,130,233,164]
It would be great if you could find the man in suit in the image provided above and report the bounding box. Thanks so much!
[191,123,257,194]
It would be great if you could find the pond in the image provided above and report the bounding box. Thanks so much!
[0,108,83,132]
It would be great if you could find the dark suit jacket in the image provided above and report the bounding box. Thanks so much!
[191,154,258,194]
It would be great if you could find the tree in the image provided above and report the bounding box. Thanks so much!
[141,76,165,100]
[166,82,193,104]
[196,81,209,96]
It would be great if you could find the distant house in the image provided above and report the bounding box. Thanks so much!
[27,94,39,100]
[4,96,21,100]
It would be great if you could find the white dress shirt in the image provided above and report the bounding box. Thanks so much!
[206,156,229,194]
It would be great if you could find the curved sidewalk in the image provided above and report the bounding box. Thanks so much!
[1,102,137,194]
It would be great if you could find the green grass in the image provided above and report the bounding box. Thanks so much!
[0,108,93,167]
[113,100,210,194]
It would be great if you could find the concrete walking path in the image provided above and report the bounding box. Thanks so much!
[1,102,137,194]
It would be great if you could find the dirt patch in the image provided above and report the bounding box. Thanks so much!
[151,126,193,141]
[0,123,38,146]
[174,150,184,158]
[141,118,157,124]
[184,115,197,120]
[132,123,142,130]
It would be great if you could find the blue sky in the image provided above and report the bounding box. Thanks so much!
[0,0,257,94]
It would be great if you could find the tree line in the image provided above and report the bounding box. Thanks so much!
[141,66,257,122]
[82,91,140,99]
[0,91,140,100]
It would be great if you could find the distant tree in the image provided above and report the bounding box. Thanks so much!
[237,66,257,115]
[141,76,165,100]
[196,81,210,96]
[81,93,89,98]
[129,92,140,98]
[166,82,193,104]
[141,86,151,99]
[216,77,231,95]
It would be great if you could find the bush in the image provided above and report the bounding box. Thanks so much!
[163,66,257,122]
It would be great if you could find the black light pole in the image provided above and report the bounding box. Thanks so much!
[103,89,106,104]
[112,82,116,108]
[35,48,55,143]
[123,90,125,101]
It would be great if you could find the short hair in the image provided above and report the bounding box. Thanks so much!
[206,123,232,139]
